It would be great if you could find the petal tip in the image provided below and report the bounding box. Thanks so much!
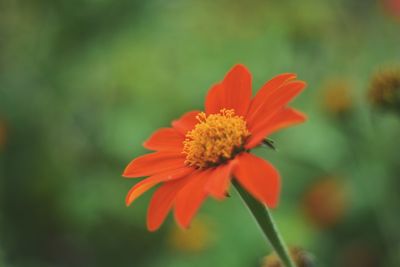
[176,219,191,230]
[122,167,137,178]
[283,72,297,79]
[293,109,308,122]
[142,140,149,148]
[297,80,308,89]
[266,198,279,209]
[228,63,251,76]
[122,159,138,178]
[122,170,131,178]
[125,191,134,207]
[232,63,248,70]
[147,225,159,232]
[146,220,161,232]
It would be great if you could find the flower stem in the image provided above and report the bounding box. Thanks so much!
[233,180,296,267]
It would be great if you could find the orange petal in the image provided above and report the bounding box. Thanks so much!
[147,178,190,231]
[143,127,184,152]
[126,179,159,206]
[205,83,224,115]
[204,160,236,200]
[247,73,297,123]
[247,81,306,131]
[233,153,281,208]
[205,64,252,116]
[246,108,306,149]
[125,167,194,206]
[174,171,209,229]
[172,110,200,135]
[123,152,185,178]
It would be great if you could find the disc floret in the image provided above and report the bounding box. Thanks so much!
[183,109,250,168]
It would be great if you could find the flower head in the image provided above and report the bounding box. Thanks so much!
[183,109,250,168]
[123,64,307,231]
[368,68,400,111]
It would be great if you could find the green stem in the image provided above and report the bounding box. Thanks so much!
[233,180,296,267]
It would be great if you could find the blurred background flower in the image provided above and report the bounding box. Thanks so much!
[1,0,400,267]
[262,246,314,267]
[368,67,400,112]
[381,0,400,20]
[338,241,383,267]
[301,177,348,230]
[167,216,215,253]
[322,80,353,117]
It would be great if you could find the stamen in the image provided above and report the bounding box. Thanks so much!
[183,109,250,168]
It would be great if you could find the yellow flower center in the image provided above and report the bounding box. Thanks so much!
[183,109,250,168]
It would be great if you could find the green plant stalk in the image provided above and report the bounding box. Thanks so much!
[233,180,296,267]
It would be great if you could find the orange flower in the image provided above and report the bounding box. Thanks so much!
[302,177,347,229]
[123,64,307,231]
[382,0,400,20]
[167,216,215,252]
[322,80,353,115]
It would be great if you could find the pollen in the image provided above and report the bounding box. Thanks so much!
[183,109,250,168]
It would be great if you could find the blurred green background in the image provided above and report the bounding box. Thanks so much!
[1,0,400,266]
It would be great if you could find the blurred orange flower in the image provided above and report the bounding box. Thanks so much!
[382,0,400,20]
[322,80,353,115]
[302,177,347,229]
[167,216,215,252]
[123,64,307,231]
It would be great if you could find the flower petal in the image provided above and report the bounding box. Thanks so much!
[247,73,297,124]
[143,128,184,152]
[205,83,224,115]
[174,171,209,229]
[247,81,306,131]
[123,152,185,178]
[204,160,236,200]
[125,167,194,206]
[246,108,306,149]
[147,178,190,231]
[205,64,252,116]
[172,110,200,135]
[233,153,281,208]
